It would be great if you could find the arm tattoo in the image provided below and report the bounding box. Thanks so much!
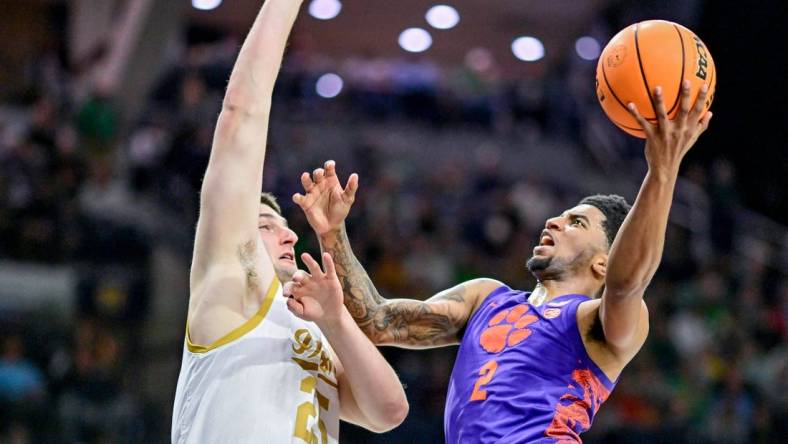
[320,226,468,347]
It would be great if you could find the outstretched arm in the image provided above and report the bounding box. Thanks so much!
[189,0,303,341]
[600,81,712,356]
[320,227,500,347]
[293,162,501,348]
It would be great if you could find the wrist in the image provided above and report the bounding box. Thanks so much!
[646,166,680,183]
[315,308,353,337]
[318,225,345,244]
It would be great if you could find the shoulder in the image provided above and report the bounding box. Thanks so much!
[578,298,650,326]
[577,298,650,329]
[577,298,650,364]
[465,278,507,315]
[466,278,505,293]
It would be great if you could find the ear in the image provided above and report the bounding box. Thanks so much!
[591,253,607,280]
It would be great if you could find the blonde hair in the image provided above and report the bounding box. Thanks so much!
[260,192,282,215]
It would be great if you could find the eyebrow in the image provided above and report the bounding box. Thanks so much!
[258,213,288,227]
[566,213,590,225]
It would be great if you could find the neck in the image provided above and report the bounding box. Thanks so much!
[528,277,598,306]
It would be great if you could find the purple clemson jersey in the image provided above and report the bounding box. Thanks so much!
[444,285,617,443]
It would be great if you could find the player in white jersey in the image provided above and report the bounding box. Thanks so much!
[171,1,408,443]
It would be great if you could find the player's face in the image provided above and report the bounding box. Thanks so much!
[258,204,299,281]
[527,205,608,279]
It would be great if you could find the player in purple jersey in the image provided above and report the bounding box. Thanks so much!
[293,82,712,442]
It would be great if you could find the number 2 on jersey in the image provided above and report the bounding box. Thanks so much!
[470,360,498,401]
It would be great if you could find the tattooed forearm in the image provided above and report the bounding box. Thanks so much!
[320,226,469,348]
[320,225,384,321]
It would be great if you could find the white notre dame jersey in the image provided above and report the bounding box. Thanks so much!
[172,279,340,444]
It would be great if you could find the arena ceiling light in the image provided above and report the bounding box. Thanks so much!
[426,5,460,30]
[316,73,344,98]
[511,36,545,62]
[398,28,433,53]
[575,36,601,60]
[309,0,342,20]
[192,0,222,11]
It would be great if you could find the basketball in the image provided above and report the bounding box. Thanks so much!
[595,20,716,138]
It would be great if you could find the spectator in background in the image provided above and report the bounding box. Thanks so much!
[0,335,46,444]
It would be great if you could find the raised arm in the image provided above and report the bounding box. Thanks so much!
[600,81,712,356]
[293,162,501,348]
[188,0,301,345]
[189,1,303,341]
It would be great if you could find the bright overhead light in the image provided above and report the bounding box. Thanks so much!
[316,73,343,98]
[192,0,222,11]
[575,36,601,60]
[426,5,460,30]
[398,28,433,53]
[309,0,342,20]
[511,36,545,62]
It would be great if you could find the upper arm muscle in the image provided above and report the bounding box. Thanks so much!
[190,109,275,291]
[372,278,502,348]
[598,291,650,358]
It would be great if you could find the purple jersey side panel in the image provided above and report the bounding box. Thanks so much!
[444,285,617,443]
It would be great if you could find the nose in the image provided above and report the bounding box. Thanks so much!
[281,227,298,245]
[545,216,562,231]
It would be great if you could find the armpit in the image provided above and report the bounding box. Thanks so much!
[588,311,606,344]
[238,240,260,290]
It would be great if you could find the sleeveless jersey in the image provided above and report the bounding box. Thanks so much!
[445,285,617,443]
[172,280,340,444]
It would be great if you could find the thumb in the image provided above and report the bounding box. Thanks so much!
[286,297,306,319]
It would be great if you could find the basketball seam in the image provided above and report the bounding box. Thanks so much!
[613,121,646,132]
[602,61,657,128]
[601,64,634,120]
[634,22,658,119]
[667,25,686,116]
[706,63,716,107]
[600,66,651,132]
[600,29,656,133]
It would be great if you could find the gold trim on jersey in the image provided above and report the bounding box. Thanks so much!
[186,279,280,354]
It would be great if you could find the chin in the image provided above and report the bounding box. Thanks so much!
[275,264,297,283]
[526,255,551,273]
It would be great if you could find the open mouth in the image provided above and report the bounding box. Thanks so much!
[279,253,295,261]
[539,231,555,246]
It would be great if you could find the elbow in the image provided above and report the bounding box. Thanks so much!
[370,398,409,433]
[221,86,271,118]
[388,397,410,429]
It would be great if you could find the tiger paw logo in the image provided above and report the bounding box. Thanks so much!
[479,304,538,353]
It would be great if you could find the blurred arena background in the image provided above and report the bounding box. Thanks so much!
[0,0,785,442]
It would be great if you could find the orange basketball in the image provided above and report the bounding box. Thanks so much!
[595,20,716,138]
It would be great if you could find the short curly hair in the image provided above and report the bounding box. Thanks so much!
[578,194,631,248]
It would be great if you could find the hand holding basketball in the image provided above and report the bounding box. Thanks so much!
[627,80,713,175]
[596,20,716,138]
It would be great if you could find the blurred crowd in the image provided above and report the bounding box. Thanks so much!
[1,24,785,444]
